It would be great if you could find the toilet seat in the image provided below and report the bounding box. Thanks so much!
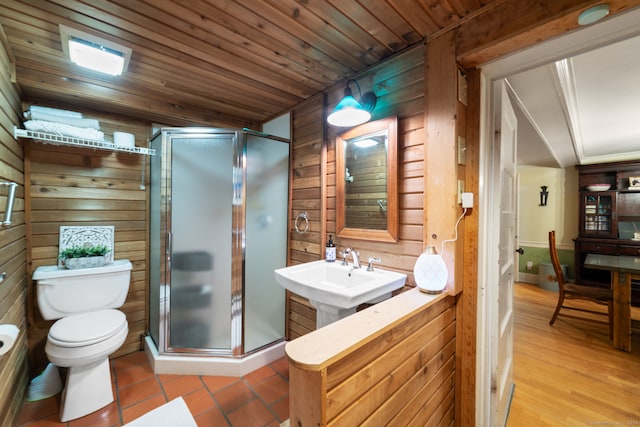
[48,309,127,347]
[45,315,129,421]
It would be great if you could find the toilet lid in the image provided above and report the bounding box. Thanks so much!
[48,309,127,347]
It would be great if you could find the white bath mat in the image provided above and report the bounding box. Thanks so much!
[123,397,197,427]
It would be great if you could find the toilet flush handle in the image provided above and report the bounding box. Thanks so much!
[36,280,56,287]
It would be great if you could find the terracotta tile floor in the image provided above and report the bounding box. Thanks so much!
[16,351,290,427]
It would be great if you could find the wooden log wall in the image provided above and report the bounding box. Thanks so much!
[25,109,150,376]
[0,26,28,427]
[289,95,324,266]
[286,94,324,339]
[286,45,426,339]
[325,46,426,284]
[288,294,456,426]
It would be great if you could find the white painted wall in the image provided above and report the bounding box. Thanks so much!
[262,113,290,139]
[518,165,578,249]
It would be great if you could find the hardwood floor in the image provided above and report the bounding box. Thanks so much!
[508,283,640,426]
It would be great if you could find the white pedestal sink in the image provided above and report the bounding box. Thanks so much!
[309,301,357,328]
[274,260,407,328]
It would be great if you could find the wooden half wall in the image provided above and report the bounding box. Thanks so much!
[287,291,456,426]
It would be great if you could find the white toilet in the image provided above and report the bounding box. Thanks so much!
[32,259,132,422]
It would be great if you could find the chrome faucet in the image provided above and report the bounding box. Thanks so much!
[342,248,361,268]
[367,257,382,271]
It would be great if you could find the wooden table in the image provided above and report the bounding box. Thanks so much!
[585,253,640,351]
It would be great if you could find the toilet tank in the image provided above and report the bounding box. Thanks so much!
[33,259,132,320]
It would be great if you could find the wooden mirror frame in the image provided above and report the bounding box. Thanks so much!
[336,116,398,242]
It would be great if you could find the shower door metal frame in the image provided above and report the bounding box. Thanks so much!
[157,128,242,356]
[152,127,289,357]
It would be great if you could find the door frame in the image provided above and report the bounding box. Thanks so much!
[475,8,640,425]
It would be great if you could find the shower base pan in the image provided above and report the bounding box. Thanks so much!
[143,336,286,377]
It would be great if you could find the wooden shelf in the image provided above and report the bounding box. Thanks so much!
[14,127,155,155]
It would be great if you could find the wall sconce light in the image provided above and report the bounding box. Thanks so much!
[327,80,377,127]
[540,185,549,206]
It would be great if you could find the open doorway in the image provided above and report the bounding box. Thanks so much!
[476,7,640,426]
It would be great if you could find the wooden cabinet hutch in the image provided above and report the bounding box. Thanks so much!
[575,160,640,306]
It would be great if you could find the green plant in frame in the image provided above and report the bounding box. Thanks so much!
[59,245,110,259]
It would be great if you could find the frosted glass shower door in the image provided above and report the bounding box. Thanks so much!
[244,135,288,352]
[169,135,234,351]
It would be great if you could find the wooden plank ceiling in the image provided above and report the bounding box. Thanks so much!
[0,0,498,128]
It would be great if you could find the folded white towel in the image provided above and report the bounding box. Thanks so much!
[24,120,105,141]
[28,105,83,118]
[23,111,101,130]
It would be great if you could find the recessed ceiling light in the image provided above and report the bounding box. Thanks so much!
[68,38,126,75]
[59,25,131,76]
[578,4,610,26]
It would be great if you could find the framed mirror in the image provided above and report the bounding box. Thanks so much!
[336,116,398,242]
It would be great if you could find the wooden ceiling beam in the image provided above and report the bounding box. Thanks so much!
[456,0,640,68]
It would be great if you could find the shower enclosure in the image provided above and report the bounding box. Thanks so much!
[148,127,289,364]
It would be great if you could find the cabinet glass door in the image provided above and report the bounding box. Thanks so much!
[581,192,615,237]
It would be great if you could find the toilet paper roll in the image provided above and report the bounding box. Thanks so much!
[0,324,19,356]
[113,132,135,148]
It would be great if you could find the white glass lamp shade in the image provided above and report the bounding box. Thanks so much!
[413,246,448,293]
[327,88,371,127]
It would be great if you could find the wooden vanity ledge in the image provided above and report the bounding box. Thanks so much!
[285,288,449,370]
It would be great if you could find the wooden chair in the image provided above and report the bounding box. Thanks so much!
[548,230,613,338]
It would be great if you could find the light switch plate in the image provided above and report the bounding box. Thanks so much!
[457,136,466,165]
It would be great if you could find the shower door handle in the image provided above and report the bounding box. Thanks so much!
[166,232,172,261]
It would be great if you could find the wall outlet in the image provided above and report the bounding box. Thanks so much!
[461,192,474,208]
[457,180,465,204]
